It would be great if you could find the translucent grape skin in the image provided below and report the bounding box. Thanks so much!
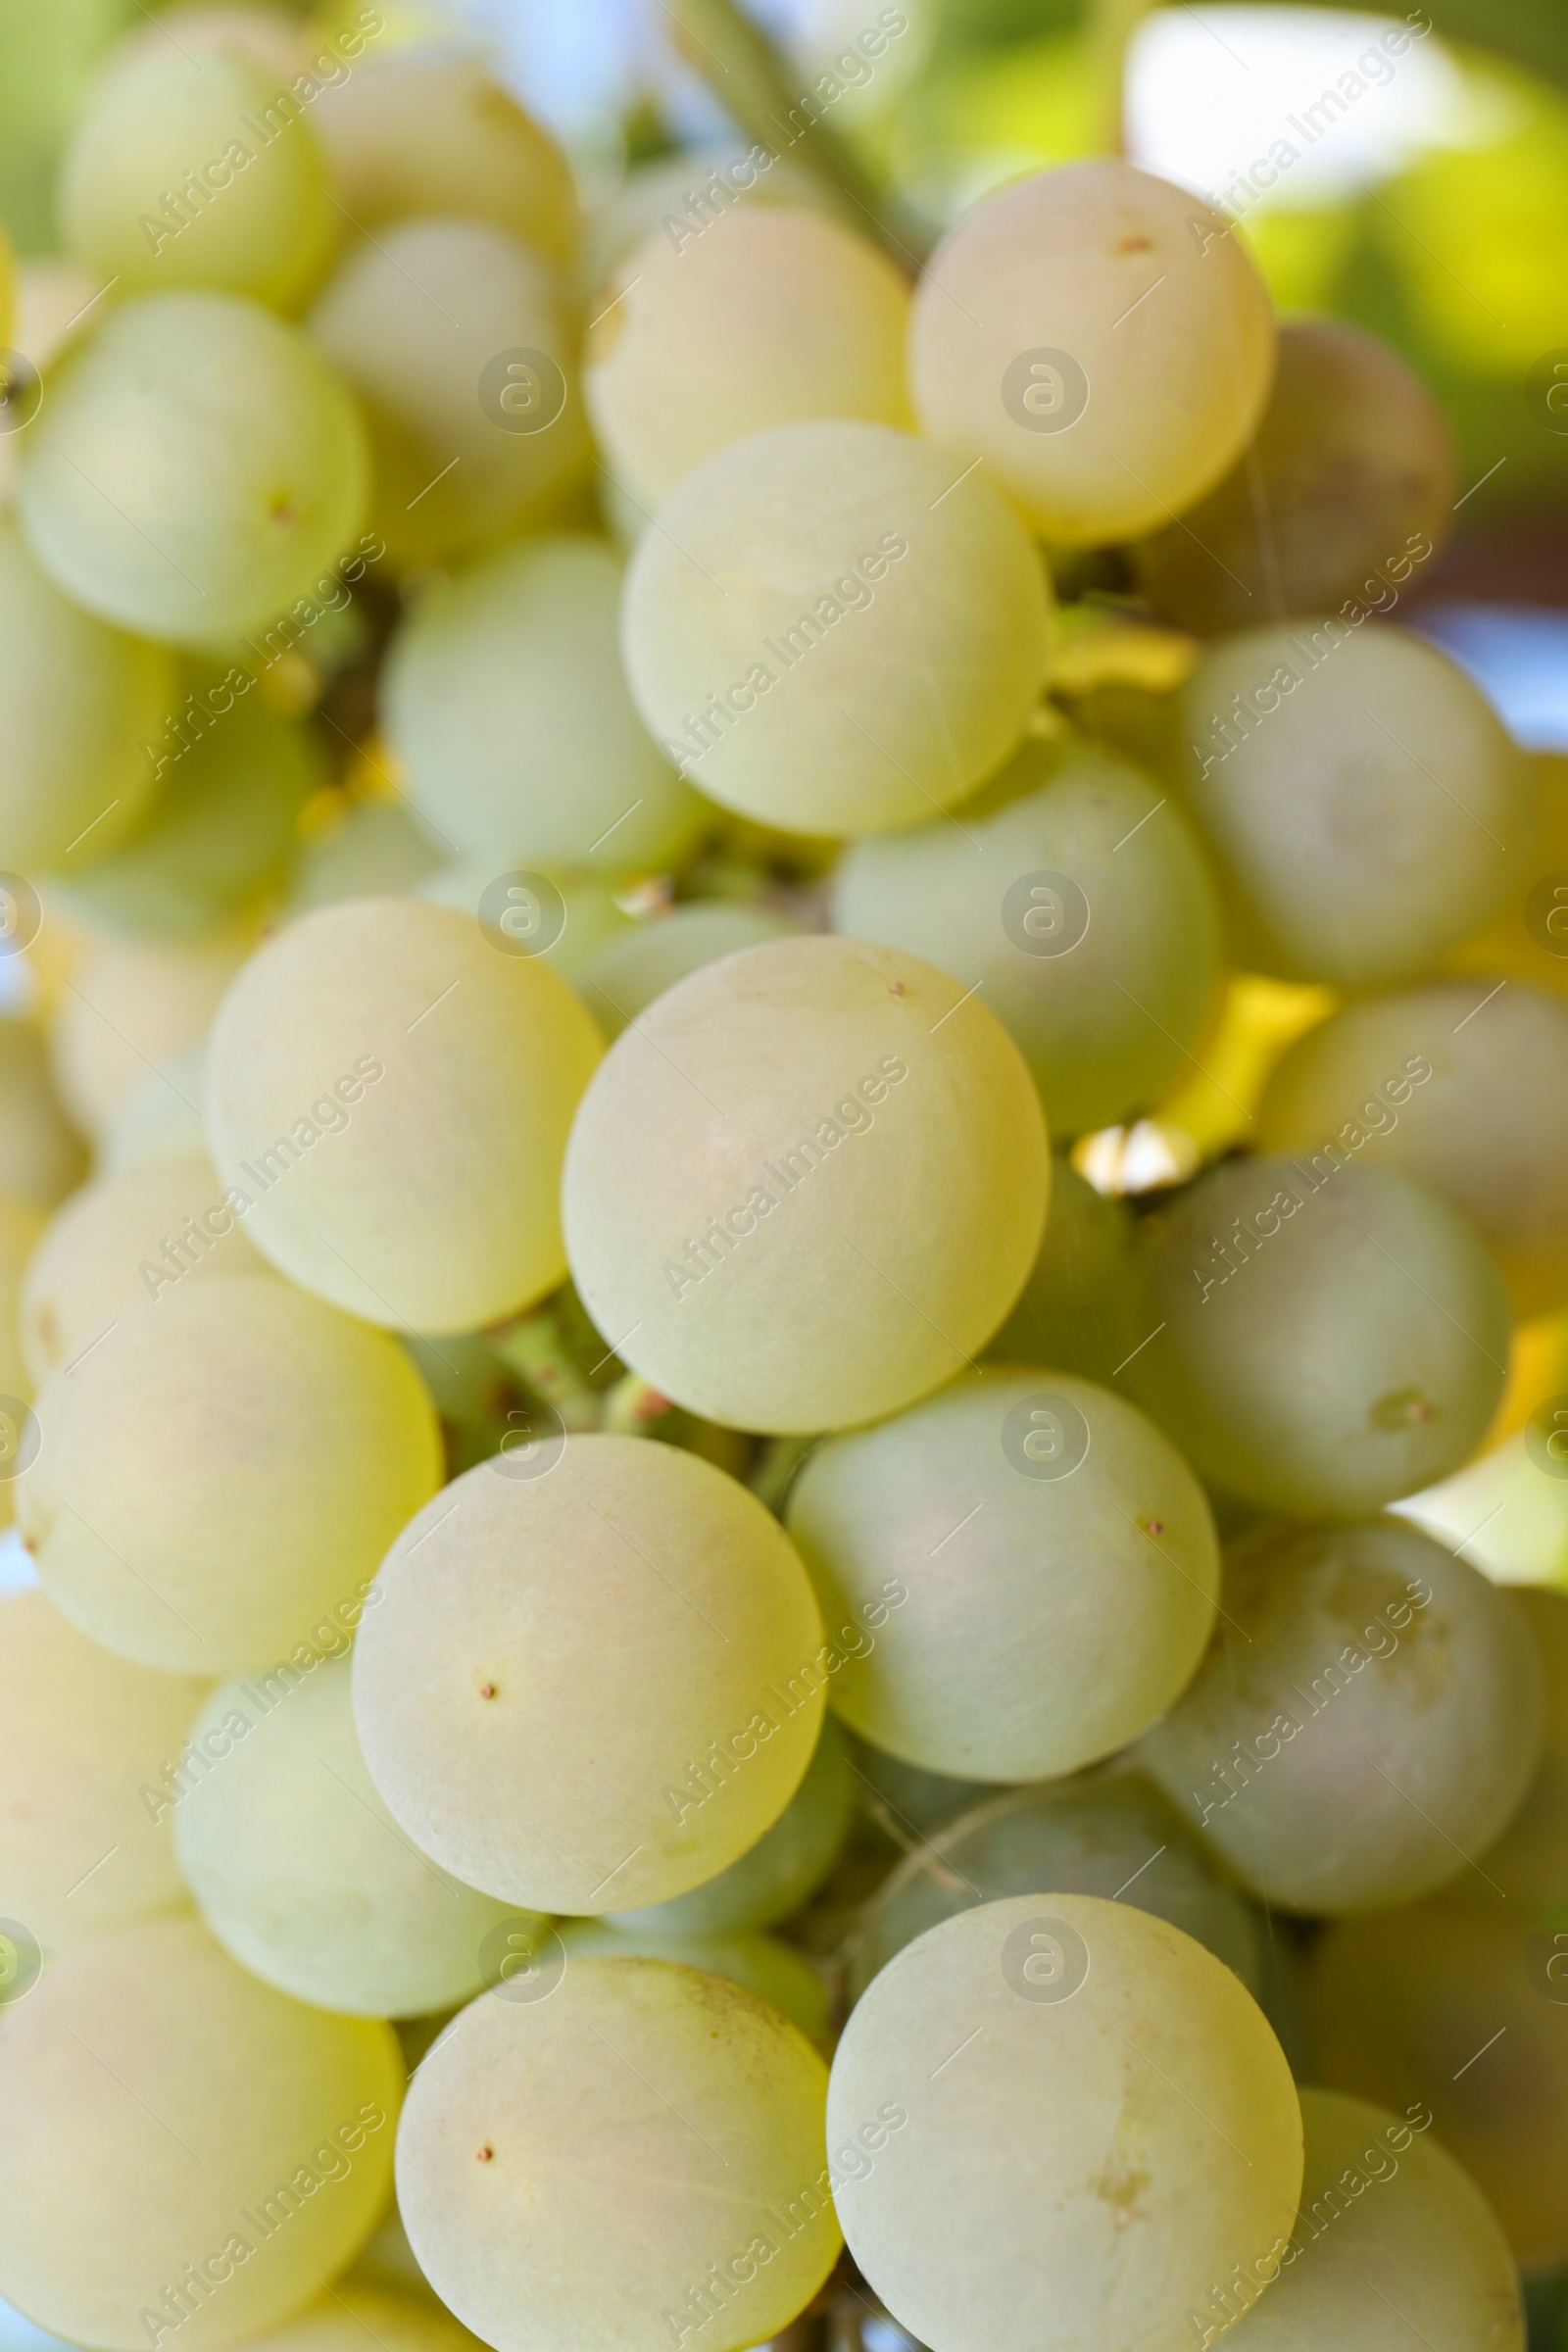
[619,421,1054,837]
[206,897,605,1335]
[0,1918,402,2352]
[833,740,1222,1136]
[48,920,255,1143]
[396,1958,840,2352]
[352,1437,827,1916]
[1178,622,1528,987]
[16,291,369,645]
[985,1154,1141,1382]
[577,904,800,1042]
[562,937,1050,1435]
[553,1920,831,2049]
[784,1366,1219,1781]
[1257,978,1568,1318]
[1132,318,1456,634]
[828,1894,1302,2352]
[907,159,1277,546]
[381,537,707,872]
[1128,1157,1511,1517]
[1140,1518,1546,1914]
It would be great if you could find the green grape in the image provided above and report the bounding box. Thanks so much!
[0,1917,401,2352]
[1131,319,1456,636]
[1311,1901,1568,2270]
[828,1894,1302,2352]
[848,1772,1261,2005]
[174,1657,528,2019]
[19,1272,443,1674]
[352,1436,826,1916]
[554,1920,831,2049]
[1140,1519,1546,1914]
[1178,623,1527,987]
[576,903,800,1040]
[0,1021,85,1210]
[16,291,369,645]
[1257,979,1568,1318]
[581,146,841,296]
[219,2285,484,2352]
[313,53,579,268]
[1470,1587,1568,1914]
[610,1717,854,1938]
[1127,1157,1511,1517]
[784,1366,1218,1780]
[59,46,338,310]
[562,937,1049,1434]
[907,160,1276,547]
[986,1155,1140,1383]
[833,740,1222,1136]
[206,897,605,1334]
[381,537,707,870]
[585,205,912,511]
[287,798,441,916]
[413,861,636,988]
[395,1956,840,2352]
[618,421,1054,837]
[20,1149,269,1384]
[99,1046,211,1175]
[105,8,309,87]
[307,221,589,570]
[47,918,256,1141]
[62,669,326,939]
[0,517,171,873]
[0,1587,205,1957]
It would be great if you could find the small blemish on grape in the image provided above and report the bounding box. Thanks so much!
[1139,1516,1165,1538]
[476,2144,494,2163]
[1116,235,1153,254]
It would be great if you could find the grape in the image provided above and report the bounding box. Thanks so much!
[1469,1586,1568,1914]
[586,205,912,510]
[985,1155,1140,1383]
[217,2286,484,2352]
[307,220,590,570]
[582,147,841,294]
[352,1436,826,1915]
[0,1916,401,2352]
[833,739,1222,1136]
[287,798,441,916]
[381,537,706,870]
[906,160,1276,546]
[1132,319,1456,634]
[561,936,1049,1434]
[19,1272,443,1674]
[0,1021,86,1210]
[784,1365,1218,1779]
[105,8,309,87]
[100,1047,212,1176]
[1445,752,1568,1003]
[206,897,604,1334]
[1127,1157,1511,1517]
[174,1657,527,2019]
[414,861,636,988]
[20,1149,269,1385]
[1178,622,1527,988]
[1257,979,1568,1318]
[0,1587,205,1957]
[610,1717,855,1937]
[554,1920,831,2048]
[577,903,801,1040]
[0,517,172,873]
[313,53,579,268]
[0,1192,42,1529]
[828,1893,1302,2352]
[395,1956,840,2352]
[1140,1518,1546,1914]
[15,291,369,646]
[618,421,1054,837]
[847,1772,1262,2004]
[48,918,256,1141]
[59,47,338,310]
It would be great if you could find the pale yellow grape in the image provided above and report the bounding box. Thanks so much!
[354,1437,825,1914]
[105,8,309,87]
[785,1367,1218,1779]
[308,221,589,569]
[47,918,255,1141]
[576,903,800,1040]
[1258,979,1568,1317]
[554,1920,831,2048]
[0,1917,401,2352]
[907,160,1276,545]
[100,1047,211,1174]
[1471,1587,1568,1912]
[381,537,706,869]
[206,897,604,1333]
[175,1659,528,2018]
[828,1894,1302,2352]
[582,146,840,294]
[1217,2088,1522,2352]
[15,292,368,645]
[414,861,635,988]
[396,1957,840,2352]
[59,47,338,309]
[0,517,171,872]
[222,2285,486,2352]
[19,1273,442,1674]
[586,206,912,509]
[1140,1520,1546,1914]
[286,799,441,916]
[619,422,1054,836]
[0,1021,86,1209]
[562,937,1049,1433]
[986,1155,1140,1384]
[0,1588,204,1956]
